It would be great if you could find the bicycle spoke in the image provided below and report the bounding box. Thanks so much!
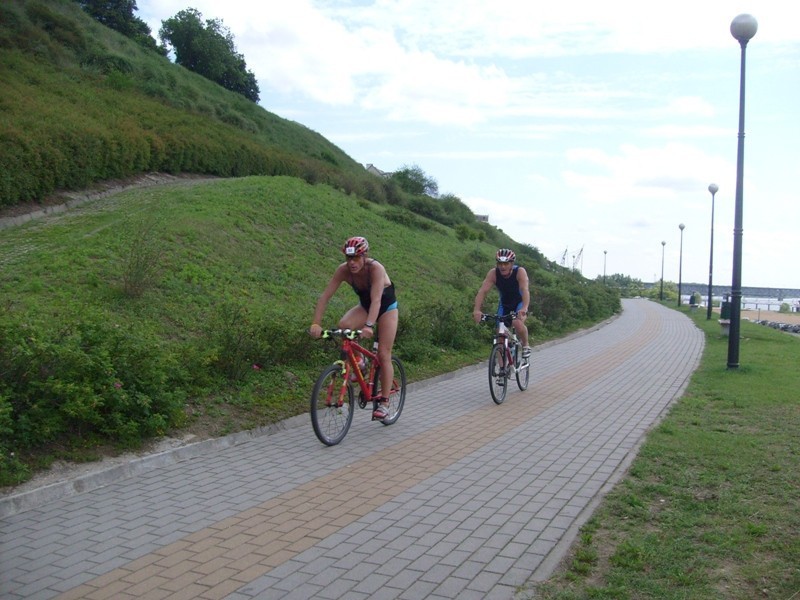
[372,356,406,425]
[488,344,508,404]
[311,364,354,445]
[516,356,530,391]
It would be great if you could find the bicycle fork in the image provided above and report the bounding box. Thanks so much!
[327,360,351,408]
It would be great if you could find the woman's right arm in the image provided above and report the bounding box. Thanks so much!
[310,264,346,336]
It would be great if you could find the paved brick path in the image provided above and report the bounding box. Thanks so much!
[0,299,703,599]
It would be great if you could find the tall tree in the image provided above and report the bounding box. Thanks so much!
[159,9,259,102]
[390,164,439,197]
[76,0,165,55]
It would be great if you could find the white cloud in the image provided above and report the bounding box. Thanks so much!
[564,143,734,202]
[643,125,730,139]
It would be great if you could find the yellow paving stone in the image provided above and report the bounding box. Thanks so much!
[151,583,209,600]
[196,566,239,587]
[215,532,255,550]
[190,556,234,576]
[157,559,202,581]
[160,570,211,592]
[153,548,196,568]
[230,563,273,583]
[125,574,172,596]
[198,578,249,600]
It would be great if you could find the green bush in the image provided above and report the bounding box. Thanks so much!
[455,223,477,242]
[384,206,447,234]
[427,299,482,350]
[203,301,264,382]
[0,310,186,451]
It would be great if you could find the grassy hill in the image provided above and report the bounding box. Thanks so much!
[0,0,376,206]
[0,0,619,486]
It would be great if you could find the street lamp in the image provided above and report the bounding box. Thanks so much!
[659,241,666,301]
[677,224,685,307]
[728,13,757,369]
[706,183,718,319]
[603,250,607,284]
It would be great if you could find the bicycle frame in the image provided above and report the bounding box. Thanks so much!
[323,328,379,402]
[494,319,517,370]
[483,313,519,370]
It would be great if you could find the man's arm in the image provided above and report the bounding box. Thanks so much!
[517,267,530,315]
[473,269,496,322]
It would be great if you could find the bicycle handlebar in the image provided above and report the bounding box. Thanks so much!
[320,328,362,340]
[480,312,518,325]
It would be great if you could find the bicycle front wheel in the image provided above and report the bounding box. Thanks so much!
[310,364,354,446]
[371,356,406,425]
[488,344,508,404]
[516,354,530,391]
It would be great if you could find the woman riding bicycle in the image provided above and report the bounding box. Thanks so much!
[472,248,531,357]
[309,236,398,420]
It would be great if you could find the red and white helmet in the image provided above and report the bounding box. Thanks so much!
[342,236,369,257]
[496,248,516,263]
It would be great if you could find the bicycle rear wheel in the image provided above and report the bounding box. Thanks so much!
[488,344,508,404]
[371,356,406,425]
[310,364,354,445]
[516,354,530,391]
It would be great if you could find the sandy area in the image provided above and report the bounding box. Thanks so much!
[727,308,800,325]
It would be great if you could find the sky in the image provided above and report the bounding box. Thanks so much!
[137,0,800,291]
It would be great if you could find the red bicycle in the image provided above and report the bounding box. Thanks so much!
[481,312,530,404]
[311,328,406,446]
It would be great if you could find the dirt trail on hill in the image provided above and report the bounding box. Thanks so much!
[0,173,217,230]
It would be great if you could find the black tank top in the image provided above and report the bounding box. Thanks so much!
[350,260,397,313]
[495,265,521,308]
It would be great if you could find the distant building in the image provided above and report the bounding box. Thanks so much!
[365,163,392,178]
[475,214,489,222]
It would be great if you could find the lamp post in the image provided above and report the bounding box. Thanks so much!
[706,183,718,319]
[728,13,757,369]
[603,250,607,284]
[659,241,666,301]
[677,224,685,307]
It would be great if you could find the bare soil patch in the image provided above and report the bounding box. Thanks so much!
[0,173,217,228]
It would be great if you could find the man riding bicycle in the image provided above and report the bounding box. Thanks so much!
[472,248,531,358]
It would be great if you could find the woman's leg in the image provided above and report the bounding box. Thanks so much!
[375,309,398,406]
[339,305,367,329]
